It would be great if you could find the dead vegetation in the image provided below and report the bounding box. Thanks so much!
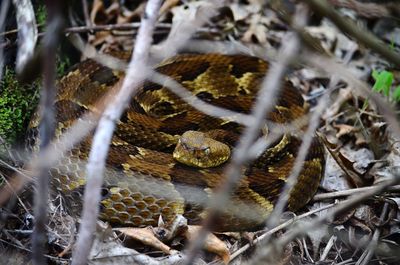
[1,0,400,264]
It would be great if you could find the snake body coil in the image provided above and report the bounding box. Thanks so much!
[29,53,324,231]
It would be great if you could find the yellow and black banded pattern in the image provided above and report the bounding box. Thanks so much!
[29,53,325,231]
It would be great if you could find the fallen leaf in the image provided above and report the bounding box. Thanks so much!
[334,123,357,138]
[242,14,268,44]
[229,3,250,21]
[116,227,172,254]
[306,24,338,53]
[159,0,180,16]
[186,225,230,264]
[318,133,365,187]
[323,86,353,120]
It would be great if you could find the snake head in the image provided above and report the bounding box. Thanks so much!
[173,131,230,168]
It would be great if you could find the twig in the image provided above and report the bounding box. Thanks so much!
[181,7,304,265]
[0,175,31,214]
[249,173,400,265]
[81,0,91,27]
[320,235,337,261]
[11,0,38,75]
[1,22,172,36]
[261,4,312,233]
[0,238,70,263]
[151,1,221,61]
[65,22,171,33]
[149,71,255,127]
[70,1,162,264]
[261,22,358,249]
[67,33,128,70]
[230,202,337,262]
[305,0,400,67]
[247,115,311,160]
[313,185,400,201]
[304,52,400,138]
[31,1,63,264]
[328,0,390,18]
[355,202,389,265]
[0,0,10,82]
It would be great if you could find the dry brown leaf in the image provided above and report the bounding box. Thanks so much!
[90,0,104,24]
[242,14,268,44]
[321,155,353,191]
[159,0,180,16]
[116,227,172,254]
[334,123,357,138]
[306,24,338,53]
[323,87,353,120]
[185,225,230,264]
[318,133,365,187]
[229,3,251,21]
[354,131,367,146]
[117,2,146,24]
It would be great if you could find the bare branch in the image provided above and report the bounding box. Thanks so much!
[230,202,337,262]
[151,1,221,60]
[313,185,400,201]
[305,0,400,67]
[182,8,304,265]
[356,202,389,265]
[11,0,38,74]
[260,17,359,250]
[67,33,128,70]
[31,1,64,264]
[305,52,400,138]
[328,0,390,18]
[0,0,10,81]
[71,0,163,264]
[149,71,255,126]
[81,0,91,27]
[248,173,400,265]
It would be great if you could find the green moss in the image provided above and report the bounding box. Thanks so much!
[56,53,71,77]
[36,4,47,27]
[0,67,40,146]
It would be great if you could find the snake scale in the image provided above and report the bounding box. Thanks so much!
[29,53,325,231]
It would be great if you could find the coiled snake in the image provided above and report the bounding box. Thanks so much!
[29,53,325,231]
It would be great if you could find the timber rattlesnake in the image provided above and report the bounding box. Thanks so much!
[29,53,325,231]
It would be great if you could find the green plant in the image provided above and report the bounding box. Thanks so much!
[36,4,47,27]
[56,54,71,77]
[371,69,400,103]
[0,67,39,146]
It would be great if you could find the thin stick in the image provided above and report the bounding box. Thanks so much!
[262,20,358,248]
[356,202,389,265]
[149,71,255,126]
[12,0,38,74]
[249,174,400,265]
[81,0,91,27]
[182,9,304,265]
[230,202,337,262]
[66,22,171,33]
[305,52,400,138]
[0,0,10,82]
[31,1,63,264]
[314,185,400,201]
[71,1,162,264]
[328,0,389,18]
[262,5,314,233]
[306,0,400,67]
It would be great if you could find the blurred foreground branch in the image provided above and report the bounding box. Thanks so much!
[71,1,162,264]
[306,0,400,67]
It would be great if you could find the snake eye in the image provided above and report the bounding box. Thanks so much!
[203,147,210,155]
